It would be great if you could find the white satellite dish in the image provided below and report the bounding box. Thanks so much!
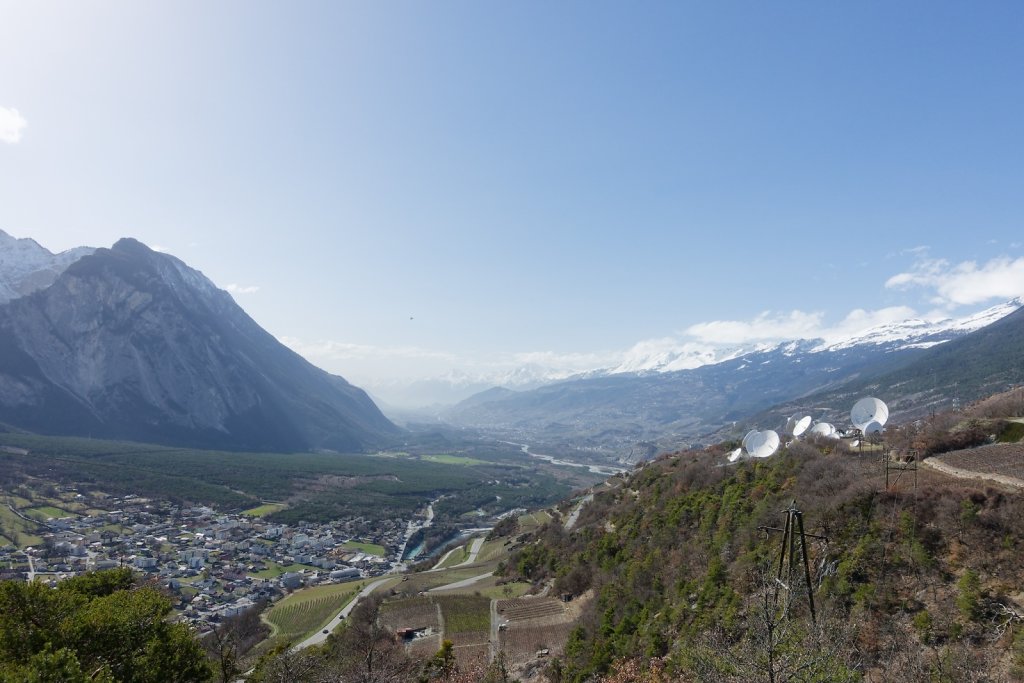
[863,420,884,436]
[742,429,759,450]
[784,416,795,435]
[851,397,889,431]
[746,430,780,458]
[792,415,812,437]
[809,422,835,437]
[849,439,860,448]
[727,448,744,463]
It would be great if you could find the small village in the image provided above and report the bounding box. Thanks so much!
[0,488,420,632]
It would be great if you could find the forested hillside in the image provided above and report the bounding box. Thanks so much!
[504,436,1024,682]
[0,569,210,682]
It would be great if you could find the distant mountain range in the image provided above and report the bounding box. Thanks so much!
[3,229,1021,462]
[444,298,1024,460]
[0,232,399,452]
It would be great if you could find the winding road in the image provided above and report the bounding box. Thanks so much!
[294,577,393,650]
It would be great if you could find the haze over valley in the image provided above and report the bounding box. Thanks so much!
[3,4,1024,682]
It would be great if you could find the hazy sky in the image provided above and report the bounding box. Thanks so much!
[2,2,1023,396]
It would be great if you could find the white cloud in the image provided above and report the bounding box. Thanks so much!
[685,310,826,344]
[0,106,27,144]
[885,256,1024,306]
[224,283,260,294]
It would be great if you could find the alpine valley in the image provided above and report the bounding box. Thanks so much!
[2,229,1023,464]
[444,298,1024,463]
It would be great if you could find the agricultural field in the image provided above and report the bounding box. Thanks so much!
[341,540,385,556]
[378,596,440,632]
[263,579,369,643]
[0,505,44,547]
[22,506,77,521]
[518,510,554,532]
[496,596,577,668]
[434,544,471,569]
[476,539,509,564]
[437,594,491,634]
[932,443,1024,485]
[242,503,285,517]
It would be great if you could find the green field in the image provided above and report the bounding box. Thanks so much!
[23,505,77,521]
[341,540,385,556]
[242,503,286,517]
[435,545,470,569]
[436,594,491,633]
[477,539,510,564]
[0,506,44,548]
[249,561,319,579]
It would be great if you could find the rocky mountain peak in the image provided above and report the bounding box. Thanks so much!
[0,229,95,304]
[0,237,399,452]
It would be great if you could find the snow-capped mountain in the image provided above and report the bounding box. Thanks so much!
[817,298,1024,352]
[0,229,95,303]
[444,297,1024,459]
[378,298,1024,410]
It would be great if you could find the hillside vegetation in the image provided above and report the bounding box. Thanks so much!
[504,436,1024,682]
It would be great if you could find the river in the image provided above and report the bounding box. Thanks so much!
[396,498,438,565]
[506,442,627,476]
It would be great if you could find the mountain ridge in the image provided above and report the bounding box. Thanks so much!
[0,238,400,452]
[0,229,96,304]
[445,298,1024,459]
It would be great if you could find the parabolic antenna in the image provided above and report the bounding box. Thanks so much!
[850,439,860,448]
[784,416,795,435]
[742,430,759,450]
[745,430,780,458]
[809,422,835,437]
[851,397,889,431]
[727,448,744,463]
[792,415,812,437]
[863,420,884,436]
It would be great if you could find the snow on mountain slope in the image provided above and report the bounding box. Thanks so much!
[0,229,95,303]
[818,298,1023,352]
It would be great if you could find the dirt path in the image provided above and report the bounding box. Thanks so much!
[920,457,1024,489]
[489,599,500,663]
[454,537,484,567]
[428,572,492,593]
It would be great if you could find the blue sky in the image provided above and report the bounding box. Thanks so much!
[2,2,1023,401]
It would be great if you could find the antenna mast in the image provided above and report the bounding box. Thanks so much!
[760,500,825,623]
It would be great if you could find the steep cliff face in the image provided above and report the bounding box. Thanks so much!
[0,238,400,452]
